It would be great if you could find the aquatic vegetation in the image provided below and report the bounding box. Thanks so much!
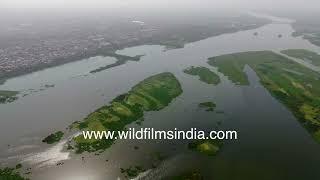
[44,84,55,88]
[0,90,18,104]
[208,51,320,142]
[188,140,222,156]
[67,144,74,150]
[198,102,216,112]
[15,164,22,169]
[313,130,320,143]
[71,72,182,153]
[42,131,64,144]
[281,49,320,67]
[183,66,220,85]
[120,166,146,178]
[0,167,28,180]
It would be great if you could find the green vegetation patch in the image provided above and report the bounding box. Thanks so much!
[42,131,64,144]
[15,164,22,169]
[188,140,222,156]
[0,167,28,180]
[208,51,320,143]
[281,49,320,67]
[198,101,216,112]
[183,66,220,85]
[0,90,18,104]
[120,166,146,178]
[72,72,182,153]
[90,54,144,73]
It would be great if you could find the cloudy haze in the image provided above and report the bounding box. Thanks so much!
[0,0,318,10]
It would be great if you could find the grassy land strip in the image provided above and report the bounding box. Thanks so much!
[183,66,220,85]
[0,167,28,180]
[42,131,64,144]
[71,72,182,153]
[199,102,216,112]
[208,51,320,142]
[90,54,143,73]
[281,49,320,67]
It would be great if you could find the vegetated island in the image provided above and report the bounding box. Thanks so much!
[0,167,29,180]
[90,54,144,73]
[69,72,182,153]
[44,84,55,88]
[208,51,320,142]
[0,90,19,104]
[198,102,216,112]
[183,66,220,85]
[188,140,222,156]
[42,131,64,144]
[281,49,320,67]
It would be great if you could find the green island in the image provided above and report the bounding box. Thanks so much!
[164,170,203,180]
[71,72,182,153]
[90,54,143,73]
[188,140,222,156]
[0,167,28,180]
[42,131,64,144]
[0,90,18,104]
[281,49,320,67]
[183,66,220,85]
[208,51,320,142]
[198,102,216,112]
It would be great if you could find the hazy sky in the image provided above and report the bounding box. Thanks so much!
[0,0,318,10]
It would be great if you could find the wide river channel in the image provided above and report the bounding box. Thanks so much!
[1,13,320,180]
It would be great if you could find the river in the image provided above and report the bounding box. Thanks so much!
[1,13,320,180]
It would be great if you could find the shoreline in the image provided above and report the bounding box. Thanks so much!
[0,16,269,85]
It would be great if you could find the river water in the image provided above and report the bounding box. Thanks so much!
[1,14,320,180]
